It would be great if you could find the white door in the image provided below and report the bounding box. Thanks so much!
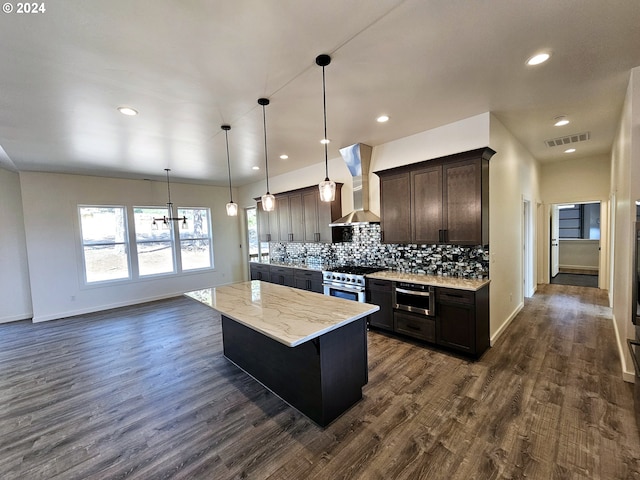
[551,205,560,277]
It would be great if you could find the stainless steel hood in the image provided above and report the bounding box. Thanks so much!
[330,143,381,226]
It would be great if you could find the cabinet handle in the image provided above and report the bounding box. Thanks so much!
[266,233,271,242]
[288,233,293,242]
[315,232,320,242]
[406,324,421,331]
[438,230,443,243]
[444,229,449,243]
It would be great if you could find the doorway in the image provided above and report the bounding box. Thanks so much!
[549,201,600,288]
[523,199,534,297]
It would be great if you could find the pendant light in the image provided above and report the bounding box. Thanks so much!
[152,168,188,230]
[316,54,336,202]
[221,124,238,216]
[258,97,275,212]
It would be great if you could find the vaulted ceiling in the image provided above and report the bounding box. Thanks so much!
[1,0,639,186]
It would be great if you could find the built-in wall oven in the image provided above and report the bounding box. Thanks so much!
[322,266,385,303]
[393,282,435,316]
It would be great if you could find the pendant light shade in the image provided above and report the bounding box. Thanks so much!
[316,54,336,203]
[258,97,275,212]
[221,124,238,217]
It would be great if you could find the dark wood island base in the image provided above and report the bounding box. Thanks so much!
[221,314,368,427]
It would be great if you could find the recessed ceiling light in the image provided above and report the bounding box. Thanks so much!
[252,166,260,170]
[554,116,569,127]
[564,148,576,153]
[320,138,330,144]
[117,106,138,116]
[526,52,551,66]
[377,115,389,123]
[280,154,288,160]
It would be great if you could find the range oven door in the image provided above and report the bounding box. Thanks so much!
[323,283,365,302]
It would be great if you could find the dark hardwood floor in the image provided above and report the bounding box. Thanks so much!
[1,284,638,479]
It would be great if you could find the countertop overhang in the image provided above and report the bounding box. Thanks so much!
[366,271,490,291]
[185,280,379,347]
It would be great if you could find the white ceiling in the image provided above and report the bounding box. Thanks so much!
[1,0,639,186]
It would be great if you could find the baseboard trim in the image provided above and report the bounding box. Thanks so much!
[31,292,184,323]
[0,313,33,324]
[611,312,635,383]
[490,301,524,346]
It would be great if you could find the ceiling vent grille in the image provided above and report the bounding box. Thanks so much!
[545,132,590,148]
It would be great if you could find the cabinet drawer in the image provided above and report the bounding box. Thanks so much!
[366,279,392,292]
[270,266,294,275]
[394,311,435,342]
[437,288,474,305]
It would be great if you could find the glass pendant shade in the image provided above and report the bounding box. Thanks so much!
[226,202,238,217]
[261,193,275,212]
[319,178,336,202]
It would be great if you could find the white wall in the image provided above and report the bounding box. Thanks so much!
[20,172,244,322]
[610,66,640,382]
[488,114,541,342]
[539,154,612,287]
[540,154,611,203]
[0,167,32,322]
[559,240,600,271]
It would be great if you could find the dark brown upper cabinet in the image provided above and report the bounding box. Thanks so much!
[375,147,494,246]
[256,184,342,243]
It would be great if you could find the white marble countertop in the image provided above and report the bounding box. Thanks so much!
[366,271,490,291]
[185,281,379,347]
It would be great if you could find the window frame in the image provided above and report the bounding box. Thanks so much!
[78,205,132,285]
[176,206,215,272]
[133,206,178,278]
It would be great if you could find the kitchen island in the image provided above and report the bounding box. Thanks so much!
[185,281,379,427]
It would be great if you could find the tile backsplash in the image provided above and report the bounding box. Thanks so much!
[269,224,489,279]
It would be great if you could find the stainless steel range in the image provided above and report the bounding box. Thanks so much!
[322,266,385,302]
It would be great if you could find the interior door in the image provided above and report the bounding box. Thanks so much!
[551,205,560,277]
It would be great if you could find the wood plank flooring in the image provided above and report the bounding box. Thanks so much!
[1,284,638,479]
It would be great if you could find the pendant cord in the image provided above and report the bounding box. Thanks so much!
[224,129,233,202]
[262,103,270,193]
[322,65,329,180]
[165,168,173,216]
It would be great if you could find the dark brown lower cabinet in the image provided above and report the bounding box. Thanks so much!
[294,269,323,294]
[394,310,436,342]
[269,266,295,287]
[365,279,394,331]
[249,263,270,282]
[435,285,489,357]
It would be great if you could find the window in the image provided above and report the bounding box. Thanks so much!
[246,207,259,262]
[177,207,213,270]
[558,203,600,240]
[133,207,176,276]
[79,206,130,283]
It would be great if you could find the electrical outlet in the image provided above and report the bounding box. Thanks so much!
[509,293,512,302]
[70,295,76,301]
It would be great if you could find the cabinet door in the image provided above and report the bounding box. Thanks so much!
[366,279,393,330]
[302,191,319,242]
[256,202,278,242]
[442,159,482,245]
[270,266,294,286]
[380,172,411,244]
[436,288,476,353]
[250,264,271,282]
[276,196,291,242]
[294,270,323,293]
[412,165,443,244]
[288,194,304,242]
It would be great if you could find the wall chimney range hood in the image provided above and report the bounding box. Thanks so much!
[330,143,381,226]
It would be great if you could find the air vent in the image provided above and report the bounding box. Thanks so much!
[545,132,590,148]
